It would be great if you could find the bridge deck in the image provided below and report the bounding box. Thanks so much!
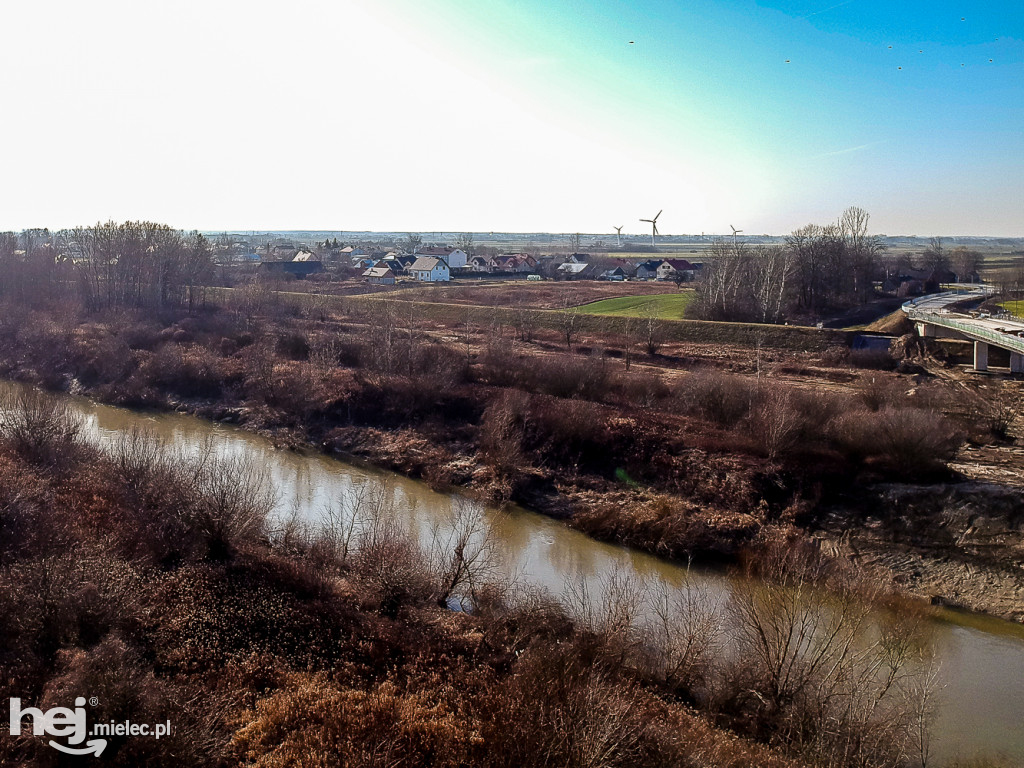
[902,289,1024,356]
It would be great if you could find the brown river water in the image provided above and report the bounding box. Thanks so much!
[6,382,1023,765]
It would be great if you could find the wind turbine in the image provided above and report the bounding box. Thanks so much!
[613,225,623,248]
[730,224,743,247]
[640,210,662,248]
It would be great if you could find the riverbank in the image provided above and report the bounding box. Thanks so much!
[2,390,825,768]
[1,294,1022,627]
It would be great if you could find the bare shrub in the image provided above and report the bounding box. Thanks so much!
[0,388,83,468]
[963,386,1022,441]
[408,341,469,388]
[477,339,520,387]
[304,482,392,570]
[859,376,905,411]
[275,331,310,361]
[565,569,646,669]
[872,407,964,474]
[850,347,897,370]
[350,509,433,616]
[749,385,801,460]
[526,397,609,469]
[308,335,341,371]
[831,406,962,473]
[794,387,845,427]
[613,370,669,408]
[177,447,275,560]
[141,343,224,398]
[820,345,850,366]
[681,370,753,427]
[479,389,530,479]
[725,547,936,767]
[429,499,500,610]
[524,352,611,401]
[640,578,721,697]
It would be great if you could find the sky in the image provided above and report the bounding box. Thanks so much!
[1,0,1022,236]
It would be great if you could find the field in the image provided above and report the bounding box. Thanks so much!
[1000,300,1024,318]
[384,280,680,309]
[576,292,694,319]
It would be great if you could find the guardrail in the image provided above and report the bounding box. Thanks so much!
[907,310,1024,356]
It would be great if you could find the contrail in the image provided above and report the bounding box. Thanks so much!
[797,0,856,20]
[809,141,882,159]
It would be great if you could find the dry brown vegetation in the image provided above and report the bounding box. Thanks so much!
[0,264,1012,583]
[0,394,938,768]
[3,234,1022,763]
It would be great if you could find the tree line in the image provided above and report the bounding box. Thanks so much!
[691,207,989,322]
[0,222,214,311]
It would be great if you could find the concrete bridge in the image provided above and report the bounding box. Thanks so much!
[902,286,1024,373]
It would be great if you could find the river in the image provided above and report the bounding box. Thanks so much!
[7,383,1023,765]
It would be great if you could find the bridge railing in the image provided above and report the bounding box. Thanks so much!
[908,310,1024,356]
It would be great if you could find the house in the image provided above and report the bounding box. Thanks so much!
[362,266,396,285]
[556,261,594,280]
[657,259,697,281]
[468,255,492,272]
[634,260,663,280]
[408,256,450,282]
[416,246,468,269]
[492,253,537,273]
[599,267,627,281]
[376,258,406,275]
[261,260,324,279]
[292,250,317,262]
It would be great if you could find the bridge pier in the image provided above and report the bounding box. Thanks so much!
[974,341,989,372]
[1011,352,1024,374]
[916,322,936,337]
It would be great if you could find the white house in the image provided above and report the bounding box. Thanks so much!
[656,259,697,281]
[416,246,467,269]
[408,256,450,282]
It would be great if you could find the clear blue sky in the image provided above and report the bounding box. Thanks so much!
[2,0,1021,235]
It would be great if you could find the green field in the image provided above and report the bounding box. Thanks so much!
[576,293,694,319]
[999,301,1024,318]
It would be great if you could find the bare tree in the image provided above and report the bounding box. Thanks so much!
[404,233,422,253]
[949,245,981,283]
[920,236,948,274]
[641,577,720,693]
[559,291,583,349]
[643,304,662,355]
[429,499,499,609]
[727,553,936,766]
[619,315,637,370]
[455,232,474,256]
